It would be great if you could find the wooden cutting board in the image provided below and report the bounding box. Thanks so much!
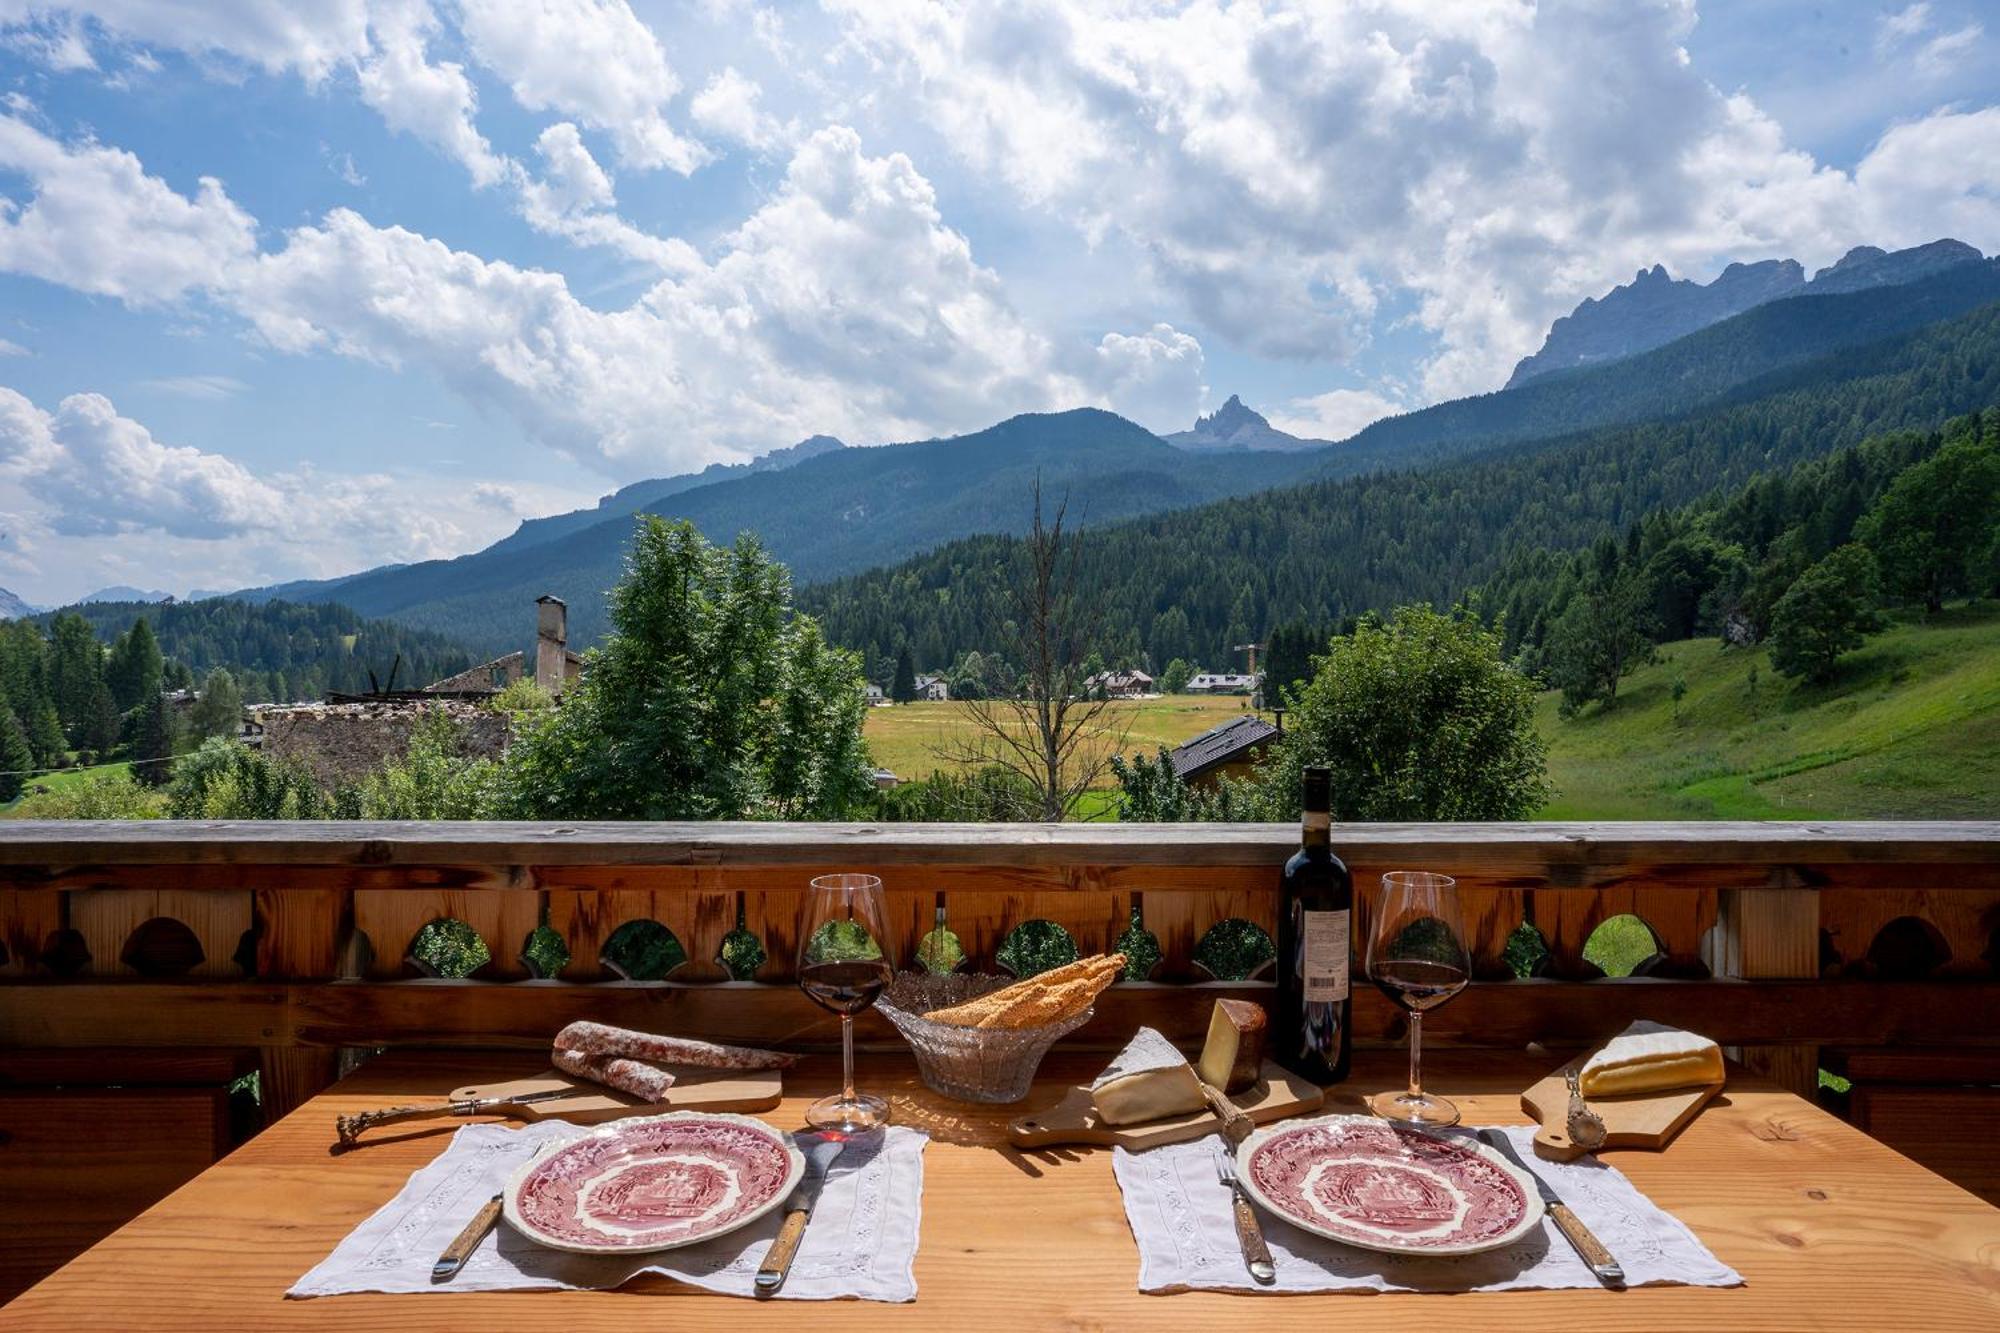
[1521,1054,1722,1160]
[448,1066,783,1124]
[1007,1061,1324,1151]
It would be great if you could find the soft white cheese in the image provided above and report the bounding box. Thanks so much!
[1580,1020,1725,1096]
[1090,1027,1206,1126]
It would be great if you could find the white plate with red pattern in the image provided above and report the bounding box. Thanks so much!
[1235,1114,1544,1257]
[503,1111,805,1255]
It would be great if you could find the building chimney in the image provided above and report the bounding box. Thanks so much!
[535,595,567,694]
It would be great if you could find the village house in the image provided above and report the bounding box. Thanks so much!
[1085,668,1154,698]
[863,682,887,706]
[912,673,951,702]
[1185,670,1259,694]
[1168,713,1280,788]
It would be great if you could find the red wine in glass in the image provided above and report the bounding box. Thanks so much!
[799,958,893,1016]
[1372,958,1468,1013]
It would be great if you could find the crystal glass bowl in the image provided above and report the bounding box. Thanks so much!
[877,971,1092,1104]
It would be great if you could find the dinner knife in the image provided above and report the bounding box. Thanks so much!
[755,1134,849,1295]
[1479,1128,1625,1288]
[431,1192,503,1281]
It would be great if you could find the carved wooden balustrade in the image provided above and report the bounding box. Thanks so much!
[1,820,1997,1297]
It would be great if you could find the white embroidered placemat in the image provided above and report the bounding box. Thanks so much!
[291,1121,926,1302]
[1113,1124,1742,1294]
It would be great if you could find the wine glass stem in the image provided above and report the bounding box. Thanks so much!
[1408,1011,1424,1100]
[841,1013,857,1107]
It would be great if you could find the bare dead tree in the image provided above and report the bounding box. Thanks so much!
[935,480,1129,820]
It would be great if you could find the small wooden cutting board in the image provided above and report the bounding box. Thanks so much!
[1007,1061,1324,1151]
[1521,1054,1722,1160]
[448,1066,783,1124]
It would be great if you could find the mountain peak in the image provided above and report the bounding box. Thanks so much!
[1509,238,1983,388]
[1165,394,1329,453]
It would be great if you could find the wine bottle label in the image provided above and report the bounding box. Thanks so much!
[1302,908,1349,1003]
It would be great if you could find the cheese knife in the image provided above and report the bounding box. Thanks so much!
[1479,1128,1625,1288]
[755,1133,849,1295]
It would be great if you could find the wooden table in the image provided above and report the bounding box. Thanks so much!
[3,1049,1996,1330]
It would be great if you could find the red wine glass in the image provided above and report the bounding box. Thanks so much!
[1365,871,1469,1128]
[797,873,894,1133]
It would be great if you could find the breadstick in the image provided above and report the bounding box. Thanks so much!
[552,1046,677,1102]
[553,1019,795,1070]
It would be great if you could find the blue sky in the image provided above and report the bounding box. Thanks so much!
[0,0,1995,604]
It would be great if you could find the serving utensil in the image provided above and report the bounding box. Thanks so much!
[431,1193,502,1281]
[755,1133,851,1294]
[1479,1128,1625,1287]
[1565,1065,1609,1152]
[336,1089,575,1147]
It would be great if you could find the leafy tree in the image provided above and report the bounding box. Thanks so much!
[131,693,176,787]
[1546,572,1656,714]
[189,668,244,741]
[1110,747,1256,821]
[105,618,164,713]
[891,645,917,704]
[165,738,327,819]
[351,709,498,819]
[1768,544,1883,683]
[1159,657,1194,694]
[1857,432,2000,612]
[0,709,33,802]
[1253,605,1551,821]
[495,518,872,820]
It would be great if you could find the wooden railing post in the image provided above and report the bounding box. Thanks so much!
[1706,876,1820,1097]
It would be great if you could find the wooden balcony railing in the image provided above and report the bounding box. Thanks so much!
[1,819,1997,1297]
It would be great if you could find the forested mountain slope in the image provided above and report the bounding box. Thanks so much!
[805,300,2000,674]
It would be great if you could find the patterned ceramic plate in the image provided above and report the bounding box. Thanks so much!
[1236,1114,1543,1256]
[503,1112,804,1254]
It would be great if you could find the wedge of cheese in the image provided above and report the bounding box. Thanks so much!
[1091,1027,1206,1126]
[1579,1020,1726,1097]
[1195,998,1267,1093]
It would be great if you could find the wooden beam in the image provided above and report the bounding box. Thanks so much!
[0,819,1994,869]
[2,978,1993,1051]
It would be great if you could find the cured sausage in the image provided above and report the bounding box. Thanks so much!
[551,1046,677,1103]
[553,1020,795,1071]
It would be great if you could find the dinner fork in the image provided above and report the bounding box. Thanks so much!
[1214,1146,1277,1284]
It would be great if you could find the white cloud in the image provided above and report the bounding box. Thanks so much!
[356,0,508,188]
[1876,3,1935,52]
[1269,388,1408,443]
[0,338,25,356]
[0,384,595,598]
[823,0,2000,402]
[138,374,249,400]
[456,0,708,173]
[4,11,95,70]
[0,1,374,83]
[0,114,257,304]
[0,387,283,538]
[1088,324,1204,432]
[691,67,786,151]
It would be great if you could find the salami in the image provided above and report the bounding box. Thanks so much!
[553,1020,796,1071]
[551,1046,677,1103]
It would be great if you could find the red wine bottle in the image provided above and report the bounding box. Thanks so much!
[1274,766,1352,1083]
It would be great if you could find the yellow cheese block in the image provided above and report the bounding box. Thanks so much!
[1580,1020,1725,1097]
[1091,1027,1206,1126]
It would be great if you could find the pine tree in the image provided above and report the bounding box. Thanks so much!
[891,646,917,703]
[0,709,33,802]
[132,693,175,787]
[105,618,164,712]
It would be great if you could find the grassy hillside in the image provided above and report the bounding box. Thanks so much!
[1539,603,2000,819]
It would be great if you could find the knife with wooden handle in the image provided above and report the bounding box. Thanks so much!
[1479,1129,1625,1287]
[431,1193,503,1280]
[336,1090,573,1148]
[756,1134,848,1295]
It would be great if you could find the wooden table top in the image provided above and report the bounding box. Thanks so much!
[3,1047,1997,1331]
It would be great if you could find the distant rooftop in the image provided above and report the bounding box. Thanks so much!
[1168,713,1279,781]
